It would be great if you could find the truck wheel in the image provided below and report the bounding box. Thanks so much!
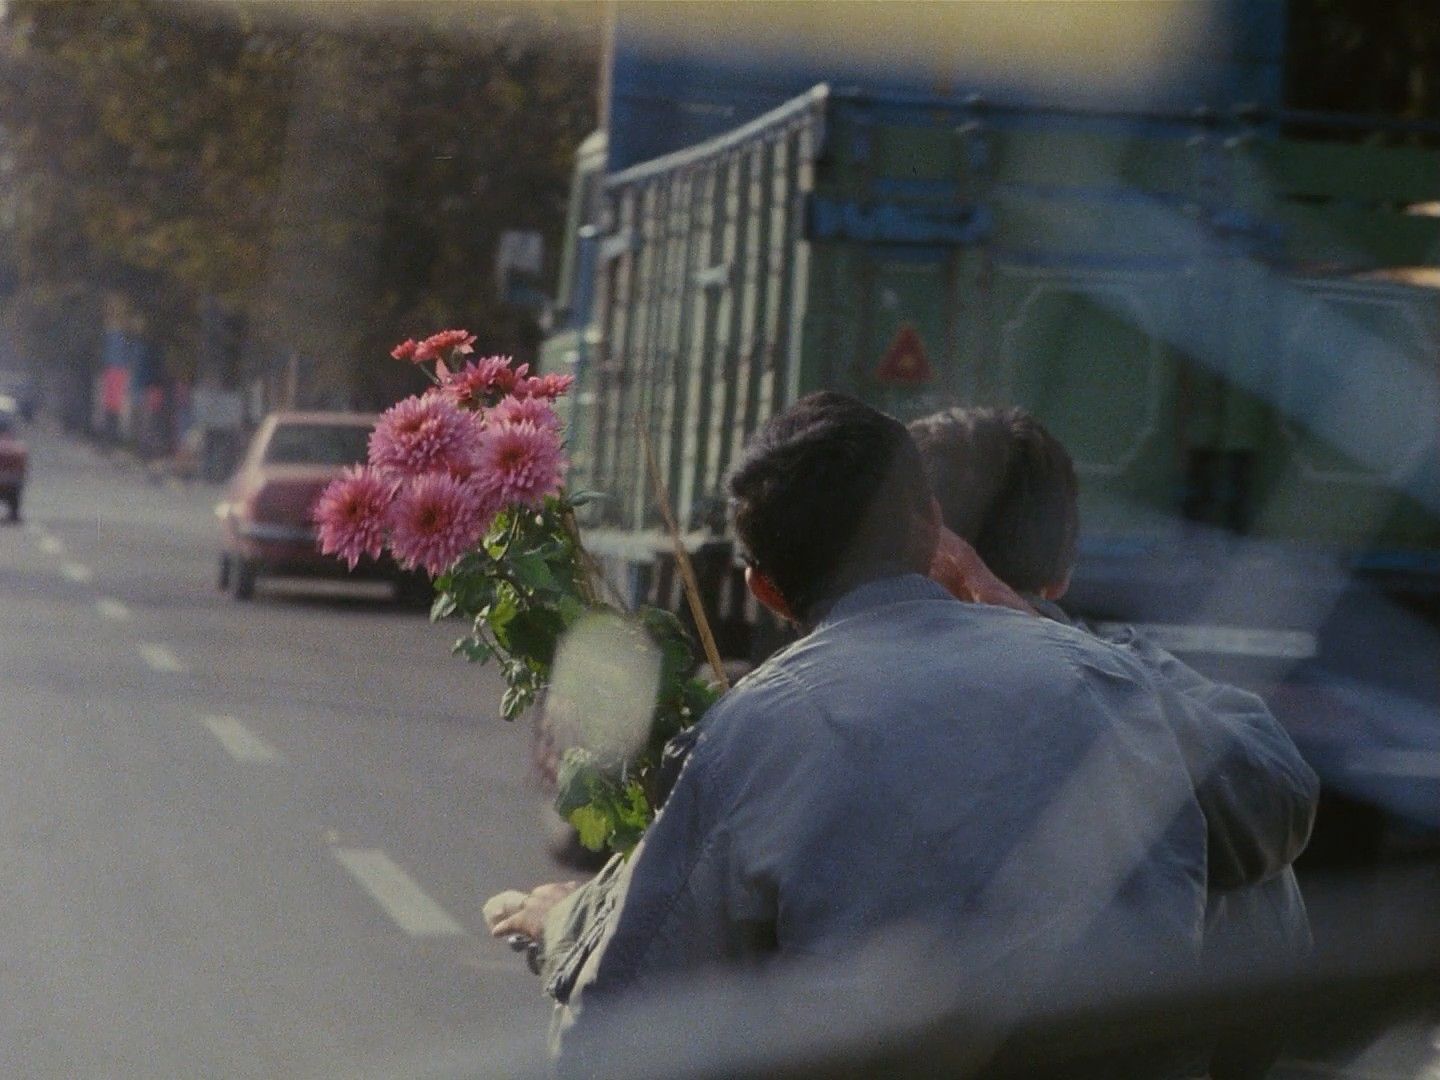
[217,554,231,591]
[232,559,257,601]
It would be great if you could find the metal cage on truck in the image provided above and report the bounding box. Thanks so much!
[563,84,1440,617]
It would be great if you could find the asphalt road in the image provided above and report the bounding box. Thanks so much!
[3,422,1438,1080]
[0,423,561,1079]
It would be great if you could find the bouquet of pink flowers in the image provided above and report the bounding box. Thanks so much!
[313,330,718,855]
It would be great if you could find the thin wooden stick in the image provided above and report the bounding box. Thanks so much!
[559,501,629,611]
[637,422,731,692]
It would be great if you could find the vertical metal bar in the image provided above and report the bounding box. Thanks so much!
[597,188,639,525]
[657,167,699,525]
[676,162,727,530]
[704,151,750,502]
[625,181,670,531]
[755,127,793,430]
[783,116,818,409]
[728,138,773,476]
[582,187,620,515]
[673,167,709,508]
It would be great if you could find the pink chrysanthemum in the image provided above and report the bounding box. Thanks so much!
[438,355,525,410]
[368,393,483,480]
[414,329,476,363]
[387,472,495,576]
[514,372,575,401]
[475,420,567,508]
[489,394,562,431]
[313,466,397,570]
[391,338,421,363]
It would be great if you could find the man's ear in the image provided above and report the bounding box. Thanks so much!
[745,565,796,623]
[1039,568,1073,601]
[918,495,943,567]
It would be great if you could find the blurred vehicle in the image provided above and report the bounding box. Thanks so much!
[216,410,423,602]
[0,402,27,522]
[0,370,39,422]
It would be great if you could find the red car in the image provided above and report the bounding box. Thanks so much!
[216,411,422,601]
[0,406,27,522]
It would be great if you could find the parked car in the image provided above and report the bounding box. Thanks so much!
[216,411,423,601]
[0,371,38,422]
[0,403,27,522]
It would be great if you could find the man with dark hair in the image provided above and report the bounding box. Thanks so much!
[912,405,1317,1079]
[728,390,938,620]
[909,405,1078,597]
[554,392,1220,1067]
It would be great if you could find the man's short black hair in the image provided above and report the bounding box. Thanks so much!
[728,392,932,620]
[908,406,1079,594]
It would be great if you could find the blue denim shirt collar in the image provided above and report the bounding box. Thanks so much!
[811,573,952,630]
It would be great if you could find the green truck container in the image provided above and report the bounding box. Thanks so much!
[551,85,1439,605]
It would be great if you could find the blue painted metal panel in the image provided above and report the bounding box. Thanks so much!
[806,197,991,246]
[608,0,1287,171]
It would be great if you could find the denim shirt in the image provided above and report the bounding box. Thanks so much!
[560,575,1214,1049]
[1072,612,1316,967]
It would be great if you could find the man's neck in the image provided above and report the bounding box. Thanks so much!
[802,566,933,630]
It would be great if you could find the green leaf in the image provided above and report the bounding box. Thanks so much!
[500,683,533,720]
[510,550,559,594]
[567,804,613,851]
[638,605,706,699]
[610,822,644,857]
[484,586,520,643]
[682,676,723,715]
[451,636,493,665]
[505,606,567,669]
[430,592,457,621]
[618,780,653,831]
[554,747,601,814]
[555,593,587,627]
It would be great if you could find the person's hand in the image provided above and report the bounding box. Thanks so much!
[929,527,1036,615]
[483,880,581,942]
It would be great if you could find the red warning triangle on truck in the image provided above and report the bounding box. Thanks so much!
[875,324,934,386]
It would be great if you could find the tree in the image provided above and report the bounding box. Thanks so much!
[0,0,599,416]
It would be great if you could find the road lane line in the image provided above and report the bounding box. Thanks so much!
[96,598,131,621]
[201,715,286,763]
[39,536,64,556]
[137,643,188,674]
[61,562,94,584]
[331,848,466,938]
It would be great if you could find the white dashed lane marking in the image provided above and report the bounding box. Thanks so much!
[201,715,286,763]
[61,562,94,585]
[331,847,466,938]
[96,598,131,621]
[137,643,188,674]
[38,535,63,556]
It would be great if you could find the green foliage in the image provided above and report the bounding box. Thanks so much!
[0,1,599,398]
[426,491,722,857]
[555,748,652,856]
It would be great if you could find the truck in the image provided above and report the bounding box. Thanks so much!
[540,3,1440,859]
